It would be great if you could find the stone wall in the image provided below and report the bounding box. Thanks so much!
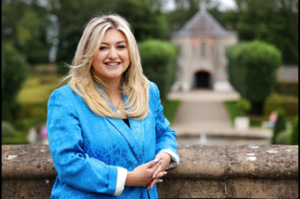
[277,66,298,82]
[2,144,298,198]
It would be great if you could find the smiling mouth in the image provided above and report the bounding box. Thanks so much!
[105,62,121,68]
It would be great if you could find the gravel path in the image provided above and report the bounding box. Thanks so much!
[168,90,272,139]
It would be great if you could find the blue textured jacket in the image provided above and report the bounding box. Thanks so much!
[46,81,179,198]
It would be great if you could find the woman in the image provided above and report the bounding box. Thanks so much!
[47,14,179,199]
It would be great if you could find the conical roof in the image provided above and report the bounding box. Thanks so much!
[173,10,235,36]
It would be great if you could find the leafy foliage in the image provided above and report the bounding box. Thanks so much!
[276,81,298,97]
[165,0,298,65]
[288,116,298,145]
[2,130,29,145]
[224,101,240,126]
[164,0,219,32]
[2,121,15,137]
[161,100,181,124]
[264,94,298,116]
[3,0,169,65]
[272,110,287,144]
[2,43,30,122]
[235,98,251,116]
[2,1,52,63]
[226,41,282,107]
[51,0,168,64]
[275,129,290,145]
[233,0,298,65]
[139,39,178,100]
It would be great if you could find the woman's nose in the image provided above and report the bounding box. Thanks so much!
[108,47,118,59]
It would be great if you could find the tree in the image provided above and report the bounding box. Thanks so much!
[164,0,298,65]
[164,0,219,32]
[113,0,168,42]
[139,39,178,100]
[51,0,168,64]
[2,0,52,64]
[2,43,30,122]
[226,41,282,114]
[233,0,298,65]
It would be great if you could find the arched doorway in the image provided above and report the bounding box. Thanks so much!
[194,71,212,89]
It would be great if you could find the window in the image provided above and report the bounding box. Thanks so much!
[201,42,206,58]
[211,46,214,58]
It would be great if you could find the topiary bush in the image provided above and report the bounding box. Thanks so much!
[235,98,251,116]
[288,116,298,145]
[2,121,15,137]
[139,39,178,100]
[226,41,282,113]
[272,110,287,144]
[264,93,298,116]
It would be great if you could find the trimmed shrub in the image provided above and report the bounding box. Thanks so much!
[139,39,178,100]
[275,129,290,145]
[2,121,15,137]
[264,94,298,116]
[276,81,298,97]
[226,41,282,106]
[235,98,251,116]
[288,116,298,145]
[272,110,286,144]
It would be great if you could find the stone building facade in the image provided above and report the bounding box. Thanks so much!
[170,10,238,92]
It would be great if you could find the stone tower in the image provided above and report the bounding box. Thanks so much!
[170,9,238,92]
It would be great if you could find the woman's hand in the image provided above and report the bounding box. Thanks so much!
[125,159,164,187]
[147,152,171,189]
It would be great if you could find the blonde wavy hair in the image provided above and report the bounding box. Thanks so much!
[61,14,149,120]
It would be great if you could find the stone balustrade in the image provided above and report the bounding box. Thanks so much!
[2,144,298,198]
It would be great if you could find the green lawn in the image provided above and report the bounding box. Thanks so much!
[162,99,181,124]
[224,100,296,127]
[3,73,64,145]
[224,101,240,126]
[2,131,29,144]
[17,74,64,104]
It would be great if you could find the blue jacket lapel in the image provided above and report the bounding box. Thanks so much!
[106,117,143,165]
[105,91,144,165]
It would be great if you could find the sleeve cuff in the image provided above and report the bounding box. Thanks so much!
[159,149,180,170]
[113,167,128,196]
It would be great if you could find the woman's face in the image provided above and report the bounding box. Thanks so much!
[92,28,130,84]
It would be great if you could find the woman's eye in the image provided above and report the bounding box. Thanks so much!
[117,45,126,49]
[99,46,107,50]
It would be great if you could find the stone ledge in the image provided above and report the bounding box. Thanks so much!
[2,144,298,198]
[2,144,297,180]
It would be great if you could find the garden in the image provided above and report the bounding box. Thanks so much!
[2,39,181,145]
[2,0,298,146]
[224,41,298,145]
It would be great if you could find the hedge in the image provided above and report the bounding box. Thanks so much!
[264,94,298,116]
[226,41,282,104]
[139,39,178,100]
[272,109,286,144]
[288,116,298,145]
[276,81,298,97]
